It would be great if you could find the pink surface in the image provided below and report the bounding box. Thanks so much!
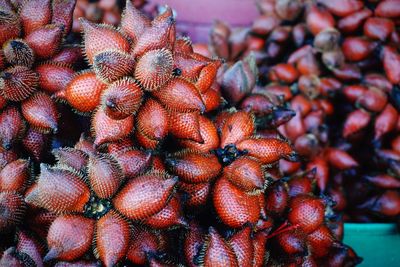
[149,0,259,42]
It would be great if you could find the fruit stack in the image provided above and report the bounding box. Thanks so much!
[0,0,367,266]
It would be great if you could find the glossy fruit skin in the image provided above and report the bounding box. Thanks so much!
[288,195,325,233]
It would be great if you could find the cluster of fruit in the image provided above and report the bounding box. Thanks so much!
[197,0,400,223]
[0,0,385,266]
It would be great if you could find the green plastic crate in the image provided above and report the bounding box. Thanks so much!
[343,223,400,267]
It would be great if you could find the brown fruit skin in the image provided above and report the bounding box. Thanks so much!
[91,108,134,147]
[112,149,152,178]
[126,227,159,265]
[288,195,325,234]
[203,227,239,267]
[236,137,297,164]
[220,111,255,148]
[45,215,95,262]
[22,92,59,134]
[179,182,211,207]
[0,106,24,150]
[224,157,264,192]
[228,226,253,267]
[136,99,168,141]
[364,17,394,41]
[184,222,205,267]
[144,196,185,229]
[167,151,221,183]
[213,176,260,228]
[275,230,307,256]
[308,225,335,258]
[342,109,371,138]
[306,5,336,35]
[35,62,75,93]
[113,173,178,220]
[56,71,107,113]
[265,181,289,215]
[0,159,30,193]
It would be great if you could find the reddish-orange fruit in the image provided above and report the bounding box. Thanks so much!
[269,63,299,84]
[134,48,173,91]
[236,137,297,164]
[201,87,221,112]
[184,222,205,267]
[45,215,95,261]
[153,78,205,112]
[220,111,255,148]
[0,106,24,149]
[3,39,34,68]
[91,108,134,147]
[167,150,221,183]
[275,229,307,256]
[113,172,177,220]
[342,109,371,138]
[120,0,150,43]
[19,0,51,35]
[341,37,375,62]
[358,87,388,112]
[383,46,400,84]
[331,63,362,81]
[375,0,400,18]
[240,94,275,116]
[224,157,264,192]
[363,17,394,41]
[92,50,136,83]
[111,149,152,177]
[25,165,90,213]
[306,5,336,35]
[264,181,289,215]
[127,227,159,265]
[307,225,335,258]
[179,181,211,207]
[135,129,160,150]
[287,172,314,197]
[51,0,76,35]
[0,66,39,101]
[16,230,45,267]
[202,227,239,267]
[179,115,219,152]
[358,190,400,217]
[56,71,107,113]
[252,231,268,267]
[81,19,130,64]
[326,148,358,170]
[95,210,130,267]
[52,45,83,65]
[22,128,49,162]
[343,85,368,103]
[284,110,306,141]
[375,104,398,140]
[195,61,220,93]
[0,192,26,232]
[25,24,63,59]
[213,176,260,228]
[88,154,123,199]
[0,159,30,193]
[307,158,329,192]
[131,7,175,57]
[228,226,253,267]
[168,111,203,142]
[288,195,325,233]
[53,147,88,173]
[145,196,186,229]
[364,174,400,189]
[174,53,207,81]
[35,62,75,93]
[317,0,363,17]
[22,92,59,133]
[101,78,143,120]
[136,99,168,141]
[338,8,372,33]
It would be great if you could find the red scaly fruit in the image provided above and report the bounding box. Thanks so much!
[101,78,143,120]
[326,148,358,170]
[342,109,371,138]
[91,107,134,147]
[25,24,64,59]
[166,150,222,184]
[53,147,88,173]
[0,66,39,101]
[179,181,211,208]
[364,17,394,41]
[228,226,253,267]
[201,227,239,267]
[0,191,26,232]
[338,8,372,33]
[111,149,152,178]
[21,92,59,133]
[81,19,131,65]
[374,104,398,140]
[25,164,90,214]
[264,181,289,215]
[22,128,49,162]
[184,222,205,267]
[0,10,21,46]
[144,196,187,229]
[44,215,95,262]
[52,45,83,65]
[92,50,136,83]
[136,99,168,141]
[120,0,151,43]
[0,106,25,149]
[213,176,260,228]
[308,225,335,258]
[16,230,45,267]
[383,46,400,84]
[224,157,265,192]
[306,5,336,35]
[19,0,51,35]
[126,226,160,265]
[288,195,325,233]
[113,172,178,220]
[168,111,203,143]
[0,159,30,193]
[55,71,107,113]
[220,111,255,148]
[35,62,74,93]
